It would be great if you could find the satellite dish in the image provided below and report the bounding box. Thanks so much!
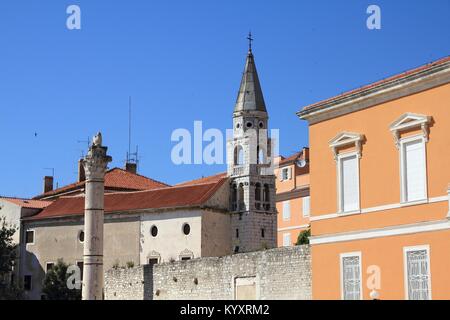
[296,159,307,168]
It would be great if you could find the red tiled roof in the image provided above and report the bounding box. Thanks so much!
[300,56,450,113]
[34,168,169,199]
[279,152,302,166]
[0,197,52,209]
[176,172,227,186]
[27,178,227,220]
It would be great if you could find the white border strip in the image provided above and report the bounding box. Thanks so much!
[310,219,450,245]
[277,224,309,232]
[310,196,447,222]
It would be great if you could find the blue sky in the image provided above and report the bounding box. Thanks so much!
[0,0,449,198]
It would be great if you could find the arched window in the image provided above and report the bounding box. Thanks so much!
[234,145,244,165]
[263,184,271,211]
[231,184,237,211]
[263,184,269,201]
[238,183,245,210]
[255,183,261,201]
[255,183,262,210]
[257,146,265,164]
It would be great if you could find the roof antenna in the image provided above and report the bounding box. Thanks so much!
[128,96,132,163]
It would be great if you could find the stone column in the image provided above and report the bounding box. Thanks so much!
[81,132,112,300]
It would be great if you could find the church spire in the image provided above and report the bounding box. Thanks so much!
[234,34,267,113]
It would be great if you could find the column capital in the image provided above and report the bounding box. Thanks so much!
[82,133,112,181]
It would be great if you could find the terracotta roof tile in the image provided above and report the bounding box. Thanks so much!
[27,178,227,221]
[176,172,227,186]
[34,168,169,199]
[0,197,53,209]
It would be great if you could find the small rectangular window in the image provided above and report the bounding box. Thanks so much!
[282,201,291,221]
[282,233,291,247]
[24,275,32,291]
[302,196,310,217]
[181,257,191,261]
[401,139,426,202]
[261,228,265,238]
[236,229,239,238]
[46,262,54,272]
[148,258,159,265]
[341,253,362,300]
[281,168,291,181]
[25,230,34,244]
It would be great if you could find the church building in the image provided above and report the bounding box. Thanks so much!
[17,45,277,300]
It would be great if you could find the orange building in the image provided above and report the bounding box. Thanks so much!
[275,148,310,247]
[297,57,450,300]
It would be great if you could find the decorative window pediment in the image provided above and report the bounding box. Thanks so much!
[329,132,365,160]
[389,113,431,148]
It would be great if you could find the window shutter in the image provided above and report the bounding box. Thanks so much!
[341,156,359,212]
[283,233,291,247]
[404,140,426,202]
[302,196,310,217]
[406,249,430,300]
[342,255,361,300]
[288,167,292,180]
[279,169,283,181]
[282,201,291,221]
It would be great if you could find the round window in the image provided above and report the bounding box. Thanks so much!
[246,121,253,128]
[236,123,240,129]
[151,225,158,237]
[183,223,191,235]
[78,231,85,243]
[259,121,264,128]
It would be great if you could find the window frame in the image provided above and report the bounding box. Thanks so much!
[403,245,432,300]
[337,152,361,214]
[25,229,35,245]
[45,262,55,273]
[340,251,363,300]
[302,196,310,218]
[399,135,428,204]
[282,233,291,247]
[282,200,291,221]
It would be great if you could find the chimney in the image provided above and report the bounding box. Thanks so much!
[78,159,86,182]
[43,176,54,193]
[125,162,137,174]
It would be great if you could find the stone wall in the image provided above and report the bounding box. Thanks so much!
[105,245,311,300]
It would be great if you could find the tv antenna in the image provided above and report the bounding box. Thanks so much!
[44,167,55,177]
[77,136,90,157]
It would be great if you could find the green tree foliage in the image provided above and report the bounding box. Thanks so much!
[296,228,311,245]
[0,217,23,300]
[42,259,81,300]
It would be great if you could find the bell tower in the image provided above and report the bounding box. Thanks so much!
[227,34,277,253]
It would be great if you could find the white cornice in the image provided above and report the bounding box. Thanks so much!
[297,61,450,124]
[310,219,450,245]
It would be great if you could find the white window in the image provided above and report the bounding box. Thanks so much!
[282,233,291,247]
[302,196,310,217]
[404,245,431,300]
[338,154,360,213]
[340,252,362,300]
[282,201,291,221]
[280,167,291,181]
[400,138,427,203]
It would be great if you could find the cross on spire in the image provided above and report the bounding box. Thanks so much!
[247,31,253,53]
